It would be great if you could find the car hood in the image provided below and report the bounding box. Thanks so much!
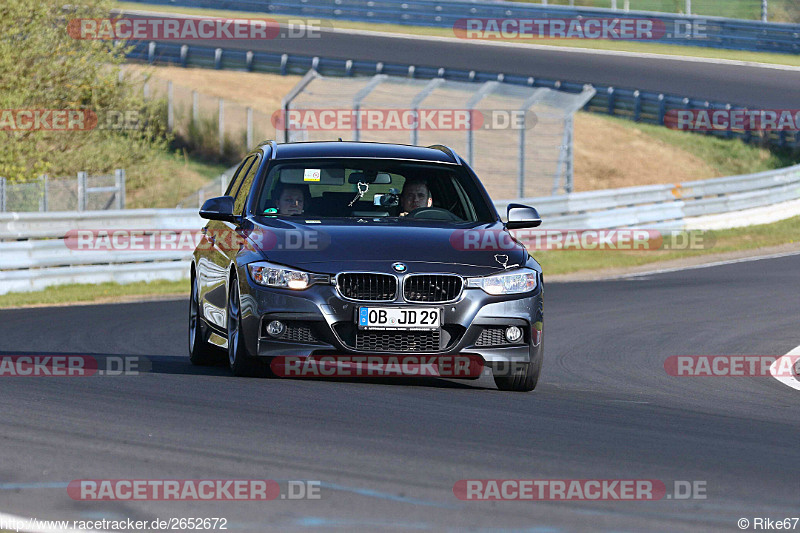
[247,217,528,277]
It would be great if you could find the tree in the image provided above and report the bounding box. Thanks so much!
[0,0,169,182]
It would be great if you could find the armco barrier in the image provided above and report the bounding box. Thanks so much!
[121,0,800,54]
[126,41,799,149]
[0,208,200,294]
[495,163,800,228]
[2,163,799,294]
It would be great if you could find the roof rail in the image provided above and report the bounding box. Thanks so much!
[427,144,461,164]
[257,139,279,159]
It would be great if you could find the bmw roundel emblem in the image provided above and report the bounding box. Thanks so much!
[392,262,407,273]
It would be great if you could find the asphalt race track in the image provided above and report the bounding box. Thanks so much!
[1,253,798,531]
[125,12,800,108]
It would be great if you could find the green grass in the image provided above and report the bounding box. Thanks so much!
[514,0,798,22]
[537,214,800,275]
[0,279,188,308]
[591,113,798,176]
[115,1,800,67]
[178,153,230,181]
[124,150,229,208]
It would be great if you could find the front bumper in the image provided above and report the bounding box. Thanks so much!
[231,272,543,366]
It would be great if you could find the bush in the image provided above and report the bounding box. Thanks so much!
[0,0,171,182]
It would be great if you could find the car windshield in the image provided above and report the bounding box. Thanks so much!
[254,158,495,223]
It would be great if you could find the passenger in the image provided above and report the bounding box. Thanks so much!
[274,184,307,215]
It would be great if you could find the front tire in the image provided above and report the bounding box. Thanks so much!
[189,275,223,366]
[493,355,541,392]
[227,274,259,377]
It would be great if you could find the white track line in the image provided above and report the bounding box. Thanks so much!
[770,345,800,392]
[0,511,104,533]
[117,8,800,72]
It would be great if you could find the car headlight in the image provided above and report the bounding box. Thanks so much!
[247,262,324,290]
[466,269,538,295]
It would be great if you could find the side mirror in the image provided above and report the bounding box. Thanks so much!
[200,196,239,223]
[506,203,542,229]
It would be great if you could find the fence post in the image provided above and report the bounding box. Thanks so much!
[192,90,199,125]
[607,87,616,115]
[77,171,87,211]
[40,175,48,212]
[246,107,253,149]
[685,0,691,16]
[167,81,174,131]
[115,169,126,209]
[280,54,289,76]
[0,177,6,212]
[464,81,499,167]
[762,0,768,22]
[218,98,225,155]
[566,116,574,193]
[611,0,617,9]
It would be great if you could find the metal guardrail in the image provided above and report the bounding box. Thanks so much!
[495,162,800,228]
[0,208,200,294]
[122,0,800,54]
[2,163,799,294]
[126,41,799,149]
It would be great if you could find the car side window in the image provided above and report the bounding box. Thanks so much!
[233,155,261,216]
[225,156,254,198]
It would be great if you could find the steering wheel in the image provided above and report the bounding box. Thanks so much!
[406,207,463,222]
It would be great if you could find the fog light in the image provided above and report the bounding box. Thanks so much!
[505,326,523,343]
[266,320,286,338]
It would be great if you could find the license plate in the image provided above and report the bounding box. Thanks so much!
[358,307,441,330]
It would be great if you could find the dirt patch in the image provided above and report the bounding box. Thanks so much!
[125,64,302,115]
[572,112,719,191]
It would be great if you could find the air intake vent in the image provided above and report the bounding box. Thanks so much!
[404,274,463,303]
[355,330,441,352]
[337,273,397,301]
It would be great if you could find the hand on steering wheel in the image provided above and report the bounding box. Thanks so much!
[405,207,463,222]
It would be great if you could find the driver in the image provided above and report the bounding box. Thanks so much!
[274,183,307,215]
[399,179,433,216]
